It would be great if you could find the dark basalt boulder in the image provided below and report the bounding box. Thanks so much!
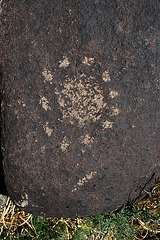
[0,0,160,218]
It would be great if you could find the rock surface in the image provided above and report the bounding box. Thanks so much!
[0,0,160,218]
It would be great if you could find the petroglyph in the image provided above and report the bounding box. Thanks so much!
[60,136,70,152]
[55,75,107,126]
[43,122,53,136]
[81,134,94,145]
[72,171,97,192]
[55,58,120,128]
[39,96,51,111]
[110,106,120,116]
[82,57,94,66]
[42,69,53,84]
[109,89,118,98]
[102,120,113,129]
[59,56,70,68]
[102,70,111,82]
[17,99,26,107]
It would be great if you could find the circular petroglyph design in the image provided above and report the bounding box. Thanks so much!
[54,57,119,128]
[55,74,107,126]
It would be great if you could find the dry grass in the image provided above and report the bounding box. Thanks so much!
[0,197,36,239]
[0,179,159,239]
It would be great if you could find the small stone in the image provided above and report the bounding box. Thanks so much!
[0,194,7,207]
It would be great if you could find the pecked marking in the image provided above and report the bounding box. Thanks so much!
[110,106,120,116]
[72,171,97,192]
[82,57,94,66]
[43,122,53,136]
[102,70,111,82]
[109,89,118,98]
[59,56,70,68]
[81,134,94,145]
[60,136,70,152]
[102,120,113,129]
[42,69,53,84]
[39,96,51,111]
[55,75,107,126]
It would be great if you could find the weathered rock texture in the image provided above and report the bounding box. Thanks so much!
[0,0,160,218]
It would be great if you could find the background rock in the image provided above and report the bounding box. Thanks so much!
[0,0,160,218]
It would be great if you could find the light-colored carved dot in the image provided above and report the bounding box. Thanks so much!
[109,89,118,98]
[42,69,53,84]
[60,136,70,152]
[43,122,53,136]
[81,134,94,145]
[110,106,120,116]
[39,96,51,111]
[82,57,94,66]
[55,75,107,126]
[59,56,70,68]
[103,120,113,129]
[18,99,26,107]
[102,70,111,82]
[72,171,97,192]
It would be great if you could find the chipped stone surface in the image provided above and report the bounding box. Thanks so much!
[81,134,94,145]
[59,56,70,68]
[39,96,51,111]
[1,0,160,219]
[110,106,120,116]
[43,122,53,136]
[102,120,113,129]
[72,172,97,192]
[55,74,107,126]
[109,89,118,98]
[60,136,70,152]
[42,69,53,84]
[82,56,94,66]
[102,70,111,82]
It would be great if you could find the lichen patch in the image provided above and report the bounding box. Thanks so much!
[15,193,28,208]
[81,134,94,145]
[55,75,107,126]
[43,122,53,136]
[72,171,97,192]
[109,89,118,98]
[59,56,70,68]
[82,57,94,66]
[103,120,113,129]
[102,70,111,82]
[42,69,53,84]
[60,136,70,152]
[39,96,51,111]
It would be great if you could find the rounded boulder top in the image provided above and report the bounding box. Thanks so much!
[0,0,160,218]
